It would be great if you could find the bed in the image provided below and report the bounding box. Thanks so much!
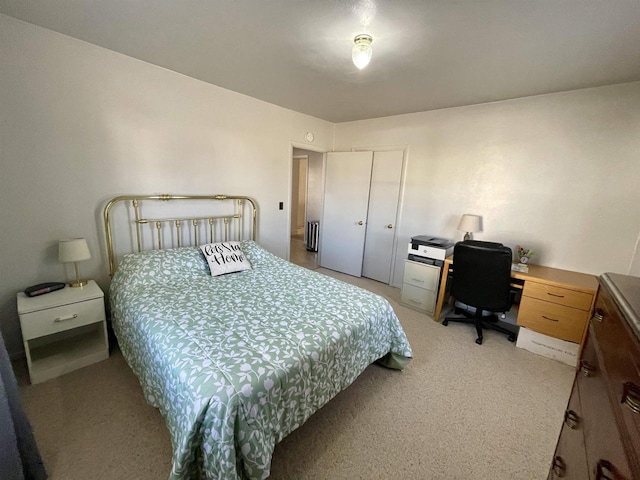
[104,194,412,479]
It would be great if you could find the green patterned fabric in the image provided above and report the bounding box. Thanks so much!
[110,241,412,479]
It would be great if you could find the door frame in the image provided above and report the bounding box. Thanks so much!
[287,141,329,261]
[352,144,409,287]
[292,154,309,239]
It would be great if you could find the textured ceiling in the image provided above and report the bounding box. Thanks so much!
[2,0,640,122]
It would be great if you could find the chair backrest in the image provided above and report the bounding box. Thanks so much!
[451,240,513,312]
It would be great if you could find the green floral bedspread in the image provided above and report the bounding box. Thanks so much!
[110,241,412,479]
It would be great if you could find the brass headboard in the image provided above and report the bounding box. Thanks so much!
[104,194,257,276]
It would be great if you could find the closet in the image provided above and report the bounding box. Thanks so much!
[319,150,403,284]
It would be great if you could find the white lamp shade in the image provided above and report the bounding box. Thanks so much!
[457,214,482,233]
[58,238,91,263]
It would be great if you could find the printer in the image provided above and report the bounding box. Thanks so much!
[407,235,455,266]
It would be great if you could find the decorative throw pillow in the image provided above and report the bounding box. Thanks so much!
[199,242,252,276]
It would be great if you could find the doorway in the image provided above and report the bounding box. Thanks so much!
[289,146,325,270]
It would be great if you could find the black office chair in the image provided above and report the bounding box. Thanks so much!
[442,240,516,345]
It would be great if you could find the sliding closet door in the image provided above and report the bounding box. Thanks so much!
[362,150,404,283]
[319,151,373,277]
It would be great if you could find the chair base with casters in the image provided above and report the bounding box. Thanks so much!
[443,307,516,345]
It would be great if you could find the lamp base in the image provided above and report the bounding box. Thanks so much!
[69,280,88,288]
[463,232,472,241]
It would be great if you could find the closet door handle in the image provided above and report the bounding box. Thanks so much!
[386,224,393,229]
[357,221,364,225]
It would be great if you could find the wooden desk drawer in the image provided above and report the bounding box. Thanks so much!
[523,282,593,311]
[20,298,105,341]
[401,283,436,314]
[518,296,589,343]
[522,281,593,311]
[403,261,440,291]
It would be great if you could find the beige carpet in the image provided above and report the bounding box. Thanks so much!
[17,266,574,480]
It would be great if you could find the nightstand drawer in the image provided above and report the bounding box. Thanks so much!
[403,261,440,291]
[401,283,436,314]
[518,296,589,343]
[20,298,104,341]
[523,282,593,311]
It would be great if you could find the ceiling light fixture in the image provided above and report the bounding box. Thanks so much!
[352,34,373,70]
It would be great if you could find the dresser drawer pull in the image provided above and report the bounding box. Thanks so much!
[547,292,565,298]
[54,313,78,323]
[411,278,425,284]
[563,409,580,429]
[622,382,640,414]
[595,459,616,480]
[579,360,596,377]
[592,309,604,322]
[551,456,566,477]
[541,315,559,322]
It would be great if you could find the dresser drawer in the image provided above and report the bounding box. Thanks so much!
[403,261,440,291]
[20,298,105,341]
[548,379,589,480]
[518,296,589,343]
[578,334,633,480]
[523,282,593,311]
[401,283,436,314]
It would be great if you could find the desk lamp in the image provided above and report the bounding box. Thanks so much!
[457,214,482,241]
[59,238,91,287]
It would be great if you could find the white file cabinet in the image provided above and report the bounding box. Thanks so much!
[401,260,441,316]
[17,280,109,384]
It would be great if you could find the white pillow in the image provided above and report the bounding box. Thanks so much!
[199,242,252,276]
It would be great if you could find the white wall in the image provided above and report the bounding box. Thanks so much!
[335,83,640,286]
[0,16,333,355]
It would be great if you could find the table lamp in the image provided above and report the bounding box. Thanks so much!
[58,238,91,287]
[457,214,482,241]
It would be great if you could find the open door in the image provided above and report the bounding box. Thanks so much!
[319,151,373,277]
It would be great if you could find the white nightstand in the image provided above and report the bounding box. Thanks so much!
[17,280,109,384]
[401,260,441,316]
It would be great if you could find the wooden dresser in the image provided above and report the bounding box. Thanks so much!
[548,273,640,480]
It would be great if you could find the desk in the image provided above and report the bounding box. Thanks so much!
[434,256,599,345]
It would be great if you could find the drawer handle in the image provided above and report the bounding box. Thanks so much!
[54,313,78,323]
[547,292,565,298]
[408,299,421,305]
[622,382,640,414]
[411,278,425,283]
[579,360,596,377]
[595,459,616,480]
[592,309,604,323]
[551,456,566,477]
[563,409,580,429]
[541,315,559,322]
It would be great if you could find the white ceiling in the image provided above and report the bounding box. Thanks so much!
[2,0,640,122]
